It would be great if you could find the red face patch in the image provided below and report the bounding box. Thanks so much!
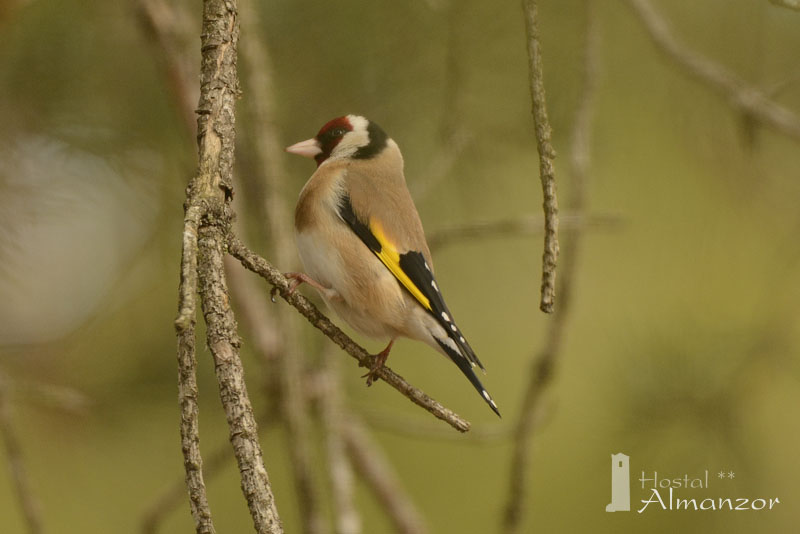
[314,116,353,166]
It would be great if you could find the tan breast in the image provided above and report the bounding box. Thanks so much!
[294,162,409,340]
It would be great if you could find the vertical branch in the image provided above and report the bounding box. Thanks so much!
[142,0,284,528]
[503,2,598,533]
[237,1,325,532]
[521,0,559,313]
[318,349,361,534]
[179,0,282,532]
[0,372,44,534]
[197,221,282,533]
[175,205,216,534]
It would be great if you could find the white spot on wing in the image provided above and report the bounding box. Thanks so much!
[441,311,450,322]
[431,280,439,292]
[459,336,465,343]
[450,324,457,332]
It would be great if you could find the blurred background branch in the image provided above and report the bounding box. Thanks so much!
[427,212,623,253]
[135,0,198,133]
[316,346,362,534]
[237,1,325,531]
[411,0,474,202]
[0,371,44,534]
[343,415,429,534]
[627,0,800,142]
[768,0,800,11]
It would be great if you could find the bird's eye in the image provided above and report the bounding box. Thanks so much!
[332,128,347,137]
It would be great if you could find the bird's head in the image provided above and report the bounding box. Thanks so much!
[286,115,389,167]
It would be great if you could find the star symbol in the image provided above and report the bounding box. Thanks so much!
[718,471,726,479]
[728,471,735,479]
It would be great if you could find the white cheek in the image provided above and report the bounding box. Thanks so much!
[331,130,370,160]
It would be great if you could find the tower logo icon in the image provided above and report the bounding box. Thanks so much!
[605,452,631,512]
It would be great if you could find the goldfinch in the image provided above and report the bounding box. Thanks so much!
[285,115,500,417]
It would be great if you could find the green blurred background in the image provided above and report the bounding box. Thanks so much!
[1,0,799,532]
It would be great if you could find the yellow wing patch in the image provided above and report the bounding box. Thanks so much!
[369,219,432,311]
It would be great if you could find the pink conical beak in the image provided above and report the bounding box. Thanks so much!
[286,138,322,158]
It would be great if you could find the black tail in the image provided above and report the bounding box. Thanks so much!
[434,337,501,417]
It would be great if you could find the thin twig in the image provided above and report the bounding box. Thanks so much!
[344,416,428,534]
[0,371,44,534]
[227,235,472,433]
[175,324,214,534]
[175,205,214,534]
[627,0,800,141]
[360,407,508,443]
[503,2,598,532]
[521,0,559,313]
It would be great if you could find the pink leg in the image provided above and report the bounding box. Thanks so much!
[272,272,328,300]
[362,338,395,387]
[284,272,328,294]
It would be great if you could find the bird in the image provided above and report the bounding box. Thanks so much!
[285,114,500,417]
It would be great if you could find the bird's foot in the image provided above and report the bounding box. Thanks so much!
[362,339,395,386]
[272,272,327,301]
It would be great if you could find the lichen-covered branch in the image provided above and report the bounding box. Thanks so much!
[627,0,800,141]
[175,306,215,534]
[521,0,559,313]
[227,235,472,433]
[198,214,283,534]
[173,0,283,532]
[503,2,598,532]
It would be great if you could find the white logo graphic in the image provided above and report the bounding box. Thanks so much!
[604,452,781,513]
[605,452,630,512]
